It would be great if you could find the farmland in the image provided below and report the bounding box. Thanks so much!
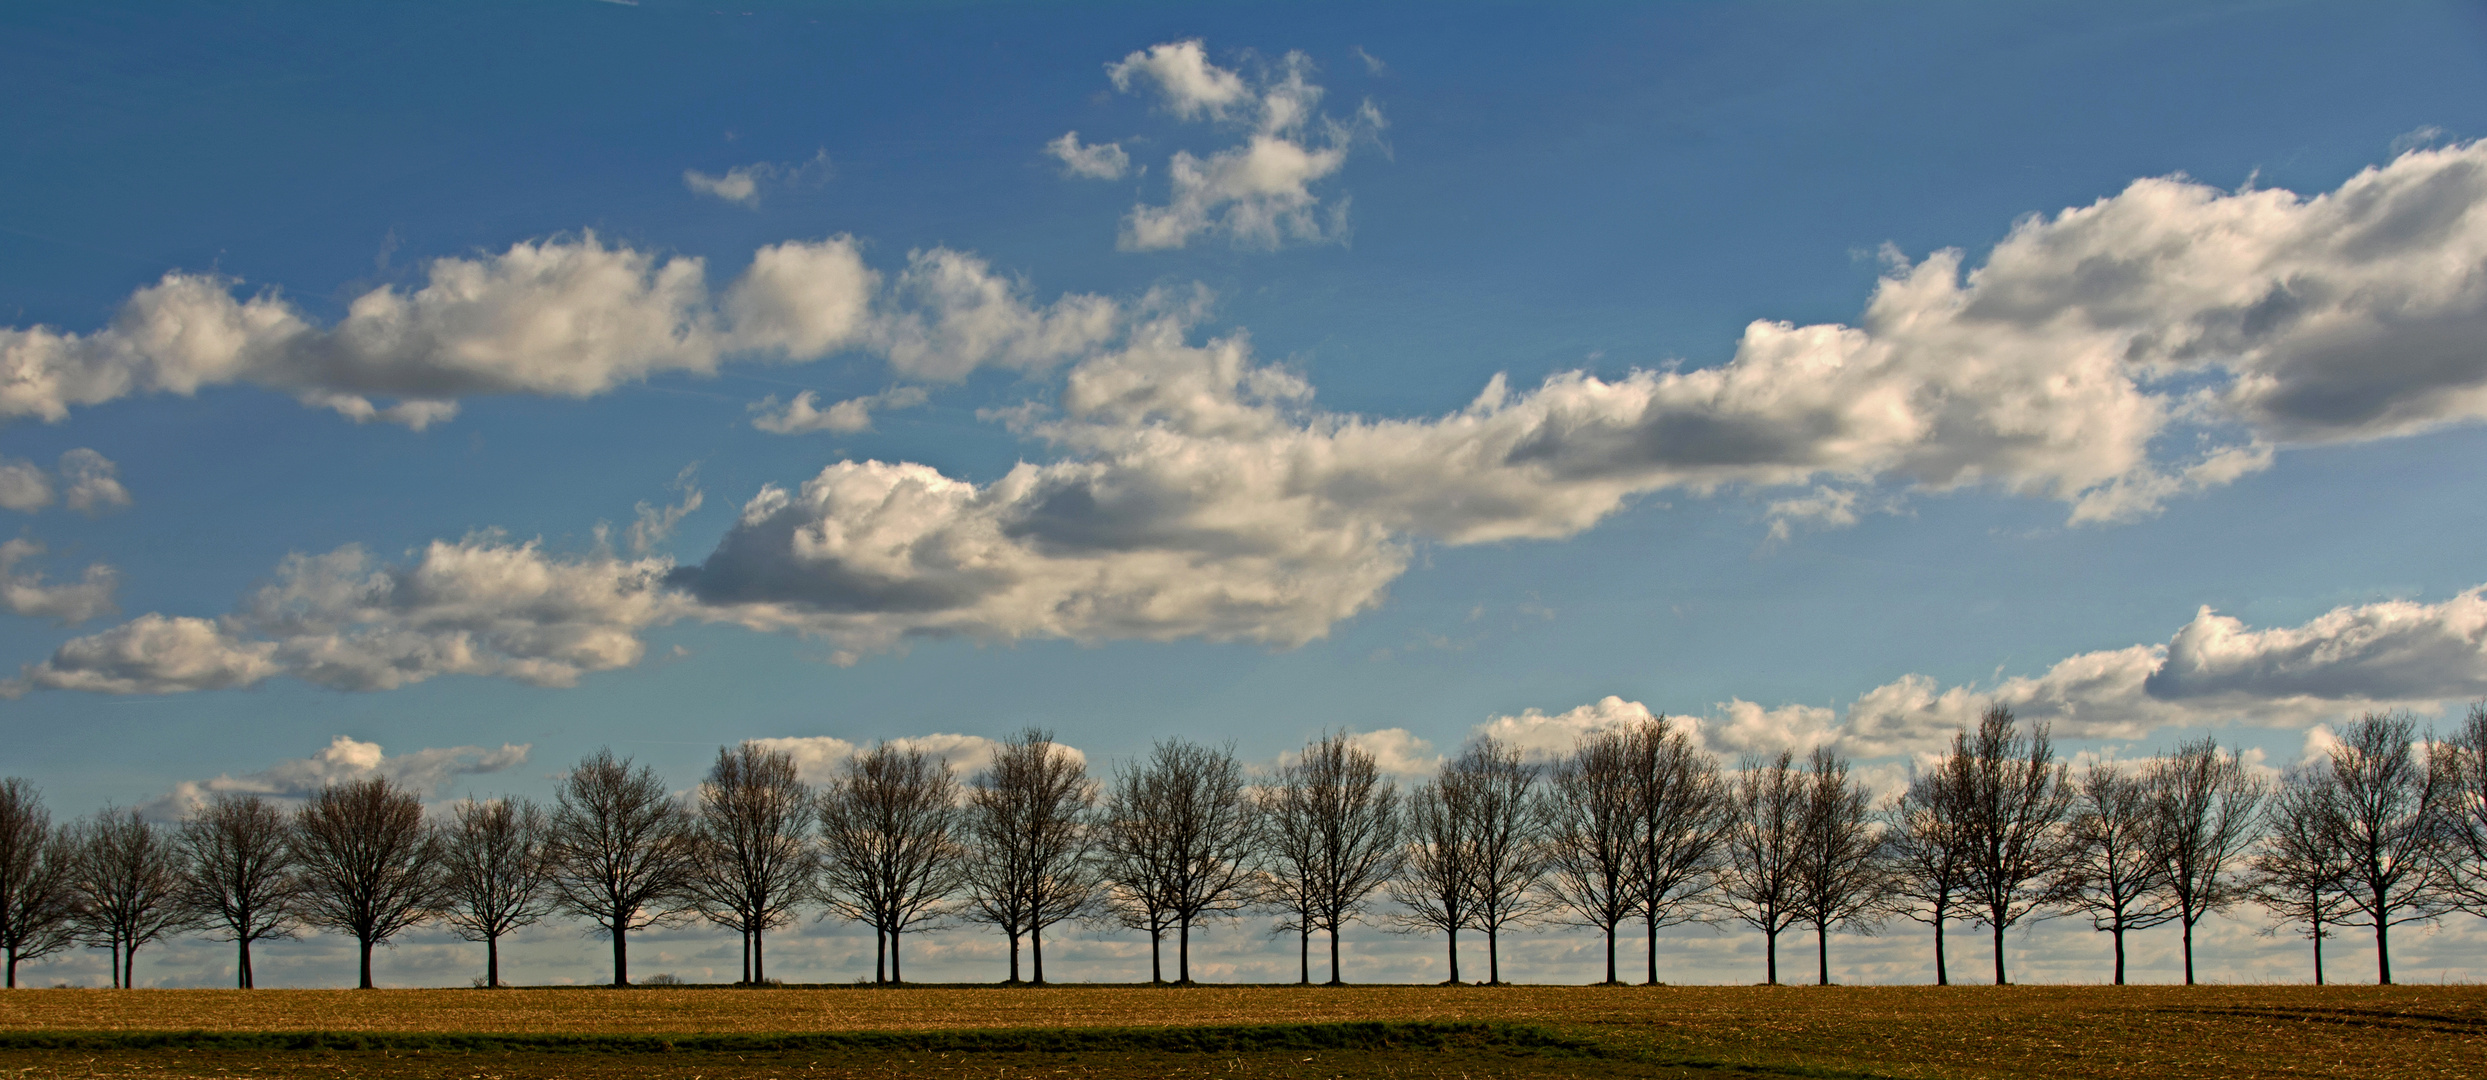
[0,983,2480,1078]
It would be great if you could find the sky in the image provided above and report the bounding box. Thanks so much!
[5,0,2487,988]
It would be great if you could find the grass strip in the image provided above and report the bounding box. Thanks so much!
[0,1020,1601,1058]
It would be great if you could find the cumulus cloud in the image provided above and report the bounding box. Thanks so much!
[684,149,832,208]
[748,386,929,435]
[1097,41,1382,250]
[5,535,680,697]
[871,248,1130,381]
[1046,132,1130,180]
[626,466,704,554]
[751,732,1066,783]
[0,538,118,624]
[0,449,132,515]
[1470,584,2487,768]
[140,735,530,819]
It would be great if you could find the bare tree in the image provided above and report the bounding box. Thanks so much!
[1956,705,2072,985]
[1625,718,1725,987]
[2250,765,2352,985]
[1791,748,1885,986]
[2437,701,2487,917]
[70,808,200,988]
[177,794,300,989]
[1097,801,1178,984]
[548,749,698,988]
[1885,755,1975,985]
[1541,728,1640,985]
[1388,769,1478,984]
[292,777,443,990]
[1098,740,1257,985]
[0,780,78,988]
[1455,736,1546,986]
[2322,711,2452,984]
[2149,737,2269,985]
[964,728,1098,985]
[1255,766,1325,985]
[2051,763,2174,985]
[688,744,816,985]
[1715,751,1808,985]
[1272,733,1399,986]
[440,797,555,989]
[818,742,965,985]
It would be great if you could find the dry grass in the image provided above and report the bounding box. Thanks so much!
[1,983,2481,1079]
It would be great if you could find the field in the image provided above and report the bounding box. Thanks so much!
[0,983,2480,1079]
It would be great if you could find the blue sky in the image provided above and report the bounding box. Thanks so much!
[6,0,2487,987]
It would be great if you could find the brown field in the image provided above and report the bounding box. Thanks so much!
[0,983,2481,1079]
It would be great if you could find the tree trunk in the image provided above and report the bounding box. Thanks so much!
[1488,926,1502,986]
[125,942,139,989]
[1603,924,1616,985]
[1816,921,1830,986]
[754,925,767,985]
[1444,925,1459,985]
[875,926,887,984]
[1149,925,1163,984]
[612,922,630,988]
[358,936,375,990]
[1178,916,1193,985]
[2376,920,2392,985]
[1991,921,2007,986]
[1765,927,1778,986]
[239,938,253,990]
[741,929,752,985]
[1006,929,1021,984]
[1297,926,1309,985]
[1326,925,1343,986]
[1933,912,1948,986]
[1031,922,1046,986]
[2297,910,2317,985]
[2112,925,2126,986]
[110,941,121,989]
[1645,913,1660,986]
[2183,917,2198,986]
[890,925,904,985]
[6,947,17,989]
[487,934,500,989]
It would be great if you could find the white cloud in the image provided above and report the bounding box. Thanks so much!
[748,386,929,435]
[1473,695,1662,761]
[1046,132,1130,180]
[1101,42,1383,250]
[0,538,118,624]
[0,449,132,515]
[685,149,832,208]
[871,248,1128,381]
[751,732,1068,783]
[627,466,704,554]
[139,735,530,819]
[6,535,681,697]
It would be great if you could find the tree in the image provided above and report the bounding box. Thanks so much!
[548,750,698,988]
[817,742,965,985]
[1269,733,1399,986]
[2051,762,2175,986]
[2149,738,2268,985]
[1625,718,1725,987]
[2250,766,2352,985]
[1097,739,1257,985]
[1388,768,1479,984]
[1885,754,1975,985]
[1956,705,2072,985]
[177,794,300,989]
[2322,712,2452,984]
[440,797,556,989]
[292,777,444,990]
[1454,736,1546,986]
[687,744,817,985]
[1715,751,1808,985]
[1541,728,1641,985]
[964,728,1098,985]
[0,780,78,988]
[1256,763,1326,985]
[69,808,198,989]
[2437,701,2487,917]
[1790,748,1885,986]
